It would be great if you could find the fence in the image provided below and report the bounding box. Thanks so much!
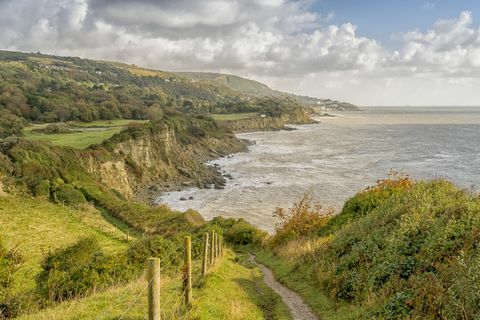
[116,230,225,320]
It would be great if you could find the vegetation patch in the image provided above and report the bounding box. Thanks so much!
[263,175,480,319]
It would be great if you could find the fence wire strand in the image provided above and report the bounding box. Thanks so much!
[93,235,221,319]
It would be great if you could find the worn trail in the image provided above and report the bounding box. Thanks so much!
[248,254,318,320]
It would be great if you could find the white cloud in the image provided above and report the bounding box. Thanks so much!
[423,2,436,10]
[1,1,480,105]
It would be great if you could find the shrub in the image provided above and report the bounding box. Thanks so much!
[271,193,331,246]
[33,179,51,198]
[0,111,25,138]
[0,239,23,319]
[126,236,180,270]
[54,184,87,206]
[36,238,134,302]
[320,171,414,235]
[225,219,267,246]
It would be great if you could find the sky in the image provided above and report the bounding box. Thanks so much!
[1,0,480,106]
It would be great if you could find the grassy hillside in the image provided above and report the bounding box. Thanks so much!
[16,250,290,320]
[0,195,129,293]
[0,49,355,140]
[259,175,480,319]
[177,72,272,96]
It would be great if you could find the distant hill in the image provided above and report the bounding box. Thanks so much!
[177,71,359,111]
[0,50,358,137]
[176,72,273,96]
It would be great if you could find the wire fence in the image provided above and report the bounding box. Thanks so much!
[110,231,224,320]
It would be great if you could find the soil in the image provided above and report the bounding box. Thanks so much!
[248,254,318,320]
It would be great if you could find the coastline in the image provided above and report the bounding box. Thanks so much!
[151,117,320,233]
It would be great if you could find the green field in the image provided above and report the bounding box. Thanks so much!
[211,113,258,121]
[23,120,149,149]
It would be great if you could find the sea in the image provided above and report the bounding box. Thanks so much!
[157,107,480,232]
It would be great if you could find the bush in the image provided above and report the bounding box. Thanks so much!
[36,238,135,302]
[33,180,51,198]
[36,123,74,134]
[0,238,22,319]
[225,219,267,246]
[320,171,414,236]
[126,236,180,270]
[54,184,87,206]
[271,193,331,246]
[0,110,25,138]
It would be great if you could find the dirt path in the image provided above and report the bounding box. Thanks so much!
[248,254,318,320]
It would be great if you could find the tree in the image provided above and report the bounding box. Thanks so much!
[0,110,26,138]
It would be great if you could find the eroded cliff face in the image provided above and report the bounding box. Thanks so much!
[225,110,316,132]
[84,122,247,201]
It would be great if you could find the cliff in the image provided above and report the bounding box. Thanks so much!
[84,115,248,201]
[223,109,316,132]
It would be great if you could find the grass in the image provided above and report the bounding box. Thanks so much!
[23,120,149,149]
[253,248,361,320]
[211,113,258,121]
[0,195,129,293]
[70,119,149,128]
[17,250,292,320]
[191,251,292,320]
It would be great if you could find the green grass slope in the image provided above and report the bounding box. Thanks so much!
[17,251,291,320]
[0,195,129,294]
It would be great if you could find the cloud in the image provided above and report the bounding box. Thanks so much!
[0,0,381,74]
[423,2,436,10]
[0,1,480,105]
[388,11,480,77]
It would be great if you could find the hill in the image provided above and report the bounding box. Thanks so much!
[177,71,359,111]
[0,50,358,138]
[255,174,480,319]
[176,72,273,96]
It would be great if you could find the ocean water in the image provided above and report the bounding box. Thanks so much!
[158,107,480,232]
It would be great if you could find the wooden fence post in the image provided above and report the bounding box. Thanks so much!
[126,230,130,242]
[147,257,161,320]
[216,233,220,259]
[202,232,209,277]
[183,236,192,307]
[210,230,216,265]
[220,235,223,256]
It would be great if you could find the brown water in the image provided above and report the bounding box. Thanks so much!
[157,107,480,232]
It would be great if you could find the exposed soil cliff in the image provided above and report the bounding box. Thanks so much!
[84,116,248,201]
[223,109,316,132]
